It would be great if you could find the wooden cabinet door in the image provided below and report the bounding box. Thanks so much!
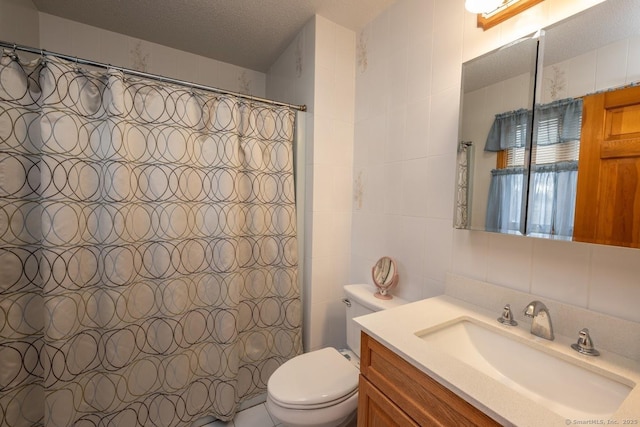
[359,333,500,427]
[358,376,420,427]
[574,85,640,247]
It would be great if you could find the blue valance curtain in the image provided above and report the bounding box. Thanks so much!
[485,108,531,151]
[485,98,582,237]
[485,98,583,151]
[534,98,583,146]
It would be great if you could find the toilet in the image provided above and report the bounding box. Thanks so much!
[266,284,408,427]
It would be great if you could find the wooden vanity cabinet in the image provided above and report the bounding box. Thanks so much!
[358,332,500,427]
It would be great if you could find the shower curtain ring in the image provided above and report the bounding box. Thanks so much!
[73,56,82,73]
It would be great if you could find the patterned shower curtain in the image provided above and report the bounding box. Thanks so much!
[0,52,302,426]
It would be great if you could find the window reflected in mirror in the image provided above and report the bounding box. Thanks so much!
[458,35,539,235]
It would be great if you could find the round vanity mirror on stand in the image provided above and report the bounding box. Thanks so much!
[371,256,399,300]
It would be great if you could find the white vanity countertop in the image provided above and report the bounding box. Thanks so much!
[355,295,640,427]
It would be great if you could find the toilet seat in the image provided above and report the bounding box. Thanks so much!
[267,347,359,410]
[269,387,358,410]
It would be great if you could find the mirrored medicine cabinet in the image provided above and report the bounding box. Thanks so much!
[455,0,640,249]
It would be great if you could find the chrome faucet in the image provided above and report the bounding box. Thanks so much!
[523,300,554,340]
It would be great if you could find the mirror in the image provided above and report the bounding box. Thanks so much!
[457,34,539,235]
[371,256,399,300]
[456,0,640,248]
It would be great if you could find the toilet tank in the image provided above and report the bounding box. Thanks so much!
[343,284,408,357]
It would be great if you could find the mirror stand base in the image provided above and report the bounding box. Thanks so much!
[374,291,393,300]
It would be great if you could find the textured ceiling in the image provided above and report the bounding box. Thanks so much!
[31,0,396,72]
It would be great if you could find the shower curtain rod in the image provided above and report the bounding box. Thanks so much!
[0,40,307,112]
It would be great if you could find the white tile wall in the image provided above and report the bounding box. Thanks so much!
[397,113,420,160]
[530,238,590,306]
[36,13,266,97]
[307,17,356,351]
[352,0,443,303]
[0,0,39,47]
[267,15,356,352]
[352,0,640,328]
[388,215,428,302]
[485,233,534,292]
[628,34,640,83]
[589,245,640,322]
[539,33,640,105]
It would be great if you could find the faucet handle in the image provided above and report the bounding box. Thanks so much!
[571,328,600,356]
[497,304,518,326]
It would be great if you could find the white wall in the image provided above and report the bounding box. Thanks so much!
[0,0,39,46]
[0,4,266,97]
[37,13,266,96]
[268,16,357,352]
[351,0,640,325]
[351,0,455,303]
[539,35,640,104]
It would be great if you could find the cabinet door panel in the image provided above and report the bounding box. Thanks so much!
[360,333,500,427]
[358,376,420,427]
[574,85,640,248]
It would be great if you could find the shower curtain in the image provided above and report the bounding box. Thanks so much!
[0,52,302,426]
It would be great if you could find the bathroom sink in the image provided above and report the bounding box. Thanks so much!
[415,318,634,419]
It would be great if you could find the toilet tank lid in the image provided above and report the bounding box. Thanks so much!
[343,284,408,311]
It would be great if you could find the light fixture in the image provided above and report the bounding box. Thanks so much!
[475,0,544,30]
[465,0,504,14]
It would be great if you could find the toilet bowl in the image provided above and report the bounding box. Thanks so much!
[266,284,407,427]
[266,347,359,427]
